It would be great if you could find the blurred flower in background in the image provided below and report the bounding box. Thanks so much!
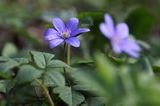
[100,14,141,58]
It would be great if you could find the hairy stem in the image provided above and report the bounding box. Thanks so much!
[63,43,71,65]
[67,44,71,65]
[63,43,71,86]
[36,80,54,106]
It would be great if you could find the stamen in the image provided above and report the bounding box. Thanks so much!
[62,32,69,38]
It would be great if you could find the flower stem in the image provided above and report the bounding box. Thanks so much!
[36,80,55,106]
[67,44,71,65]
[63,43,71,86]
[63,43,71,65]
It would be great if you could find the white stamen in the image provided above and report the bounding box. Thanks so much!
[62,32,69,38]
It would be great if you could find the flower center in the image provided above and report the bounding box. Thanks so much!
[62,32,70,38]
[113,36,120,43]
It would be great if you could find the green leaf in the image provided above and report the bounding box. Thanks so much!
[87,97,106,106]
[30,51,46,69]
[72,91,85,106]
[0,71,12,79]
[153,66,160,75]
[71,69,104,93]
[47,59,69,68]
[53,86,85,106]
[43,70,65,87]
[29,51,71,88]
[15,65,42,83]
[72,83,95,92]
[2,43,18,57]
[13,58,29,65]
[0,56,8,62]
[7,84,40,104]
[133,57,154,76]
[0,59,19,72]
[126,7,154,38]
[43,52,55,64]
[29,51,70,87]
[0,100,6,106]
[94,53,116,85]
[138,40,150,50]
[30,51,69,69]
[142,58,154,76]
[0,80,7,92]
[54,86,72,106]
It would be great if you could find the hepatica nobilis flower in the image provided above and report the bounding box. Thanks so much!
[100,14,141,58]
[44,17,90,48]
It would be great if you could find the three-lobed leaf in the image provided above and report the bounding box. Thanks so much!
[29,51,68,86]
[30,51,68,68]
[15,65,42,84]
[53,86,85,106]
[43,70,65,87]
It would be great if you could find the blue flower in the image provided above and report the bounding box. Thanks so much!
[100,14,141,58]
[44,18,90,48]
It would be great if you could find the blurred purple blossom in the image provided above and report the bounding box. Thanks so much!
[44,17,90,48]
[100,14,141,58]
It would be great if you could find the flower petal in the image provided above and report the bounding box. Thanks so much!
[52,18,65,33]
[100,23,114,39]
[49,38,64,48]
[66,17,79,31]
[104,14,115,36]
[116,23,129,38]
[111,42,122,53]
[65,37,80,47]
[44,28,60,40]
[121,38,141,58]
[71,28,90,37]
[124,38,141,51]
[123,47,140,58]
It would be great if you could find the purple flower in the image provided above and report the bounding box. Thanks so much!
[44,17,90,48]
[100,14,141,58]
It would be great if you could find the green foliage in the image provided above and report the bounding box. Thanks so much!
[126,7,155,39]
[54,86,85,106]
[94,53,116,85]
[77,53,160,106]
[15,65,42,84]
[1,50,160,105]
[30,51,68,69]
[0,80,7,92]
[0,51,105,106]
[0,57,19,72]
[43,71,65,87]
[0,51,70,105]
[2,43,18,57]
